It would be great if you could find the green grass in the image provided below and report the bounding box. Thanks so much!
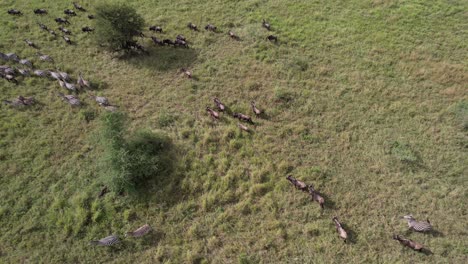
[0,0,467,263]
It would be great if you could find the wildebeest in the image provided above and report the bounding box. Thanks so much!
[308,185,325,209]
[176,35,186,41]
[251,101,262,116]
[174,39,188,48]
[213,97,225,112]
[64,9,77,16]
[151,36,164,46]
[333,217,348,243]
[286,175,308,191]
[228,31,239,40]
[82,26,94,33]
[149,26,162,32]
[205,24,217,32]
[8,9,22,15]
[38,23,49,31]
[262,19,271,30]
[233,112,254,124]
[59,27,72,35]
[238,123,250,132]
[267,35,278,42]
[24,39,38,49]
[163,39,174,46]
[58,93,80,106]
[180,68,192,78]
[187,22,198,31]
[88,14,94,19]
[393,235,431,254]
[3,96,35,106]
[63,36,72,45]
[55,18,70,25]
[206,107,219,120]
[34,9,47,15]
[73,2,87,12]
[77,72,91,89]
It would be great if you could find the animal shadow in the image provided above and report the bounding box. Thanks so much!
[341,223,358,244]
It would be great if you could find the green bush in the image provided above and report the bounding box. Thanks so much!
[95,3,145,51]
[390,141,418,163]
[98,112,172,194]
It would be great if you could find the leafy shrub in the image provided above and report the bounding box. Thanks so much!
[453,101,468,130]
[95,3,145,51]
[98,112,172,194]
[274,86,294,102]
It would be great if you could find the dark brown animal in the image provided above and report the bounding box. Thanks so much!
[187,22,198,31]
[63,36,72,45]
[151,36,164,46]
[213,97,225,112]
[82,26,94,32]
[8,9,22,15]
[206,107,219,120]
[38,23,49,31]
[59,27,72,35]
[250,101,262,116]
[88,14,94,19]
[98,186,108,198]
[308,185,325,209]
[24,39,38,49]
[267,35,278,42]
[228,31,239,40]
[73,2,87,12]
[286,175,308,191]
[163,39,174,46]
[262,19,271,30]
[34,9,47,15]
[393,235,431,253]
[149,26,162,32]
[181,68,192,78]
[55,17,70,25]
[64,9,77,16]
[205,24,217,32]
[333,217,348,243]
[174,39,188,48]
[233,113,253,124]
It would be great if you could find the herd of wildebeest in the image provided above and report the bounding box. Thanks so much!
[2,2,438,254]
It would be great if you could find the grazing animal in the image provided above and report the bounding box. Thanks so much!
[250,101,262,116]
[286,175,308,191]
[19,59,33,68]
[64,9,77,16]
[18,69,30,76]
[163,39,174,46]
[77,72,90,89]
[8,9,22,15]
[64,82,77,91]
[126,224,152,238]
[59,71,71,81]
[88,14,94,19]
[98,186,108,198]
[55,18,70,25]
[58,80,66,89]
[205,24,217,32]
[393,235,431,253]
[187,22,198,31]
[49,30,57,37]
[1,74,18,85]
[92,96,109,106]
[38,23,49,31]
[228,31,239,40]
[151,36,163,46]
[149,26,162,32]
[73,2,87,12]
[262,19,271,30]
[176,34,186,41]
[238,123,250,132]
[82,26,94,33]
[58,93,81,106]
[59,27,72,35]
[104,105,118,112]
[24,39,37,48]
[180,68,192,78]
[174,39,188,48]
[90,235,119,246]
[38,54,54,62]
[0,66,15,75]
[34,9,47,15]
[267,35,278,42]
[63,36,72,45]
[0,52,8,61]
[33,69,49,77]
[308,185,325,209]
[3,96,35,106]
[213,97,226,112]
[233,113,253,124]
[403,215,433,232]
[332,217,348,243]
[206,107,220,120]
[49,71,62,80]
[6,53,20,62]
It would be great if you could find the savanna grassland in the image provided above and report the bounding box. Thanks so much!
[0,0,467,263]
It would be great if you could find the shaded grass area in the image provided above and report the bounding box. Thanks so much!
[0,0,467,263]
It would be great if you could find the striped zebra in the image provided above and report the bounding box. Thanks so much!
[403,215,432,232]
[90,235,120,246]
[126,224,152,237]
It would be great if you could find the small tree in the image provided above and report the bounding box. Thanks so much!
[95,3,145,51]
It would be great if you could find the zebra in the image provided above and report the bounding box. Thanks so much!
[90,235,119,246]
[403,215,432,232]
[126,224,152,237]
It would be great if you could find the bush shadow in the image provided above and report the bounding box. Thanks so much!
[121,46,198,71]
